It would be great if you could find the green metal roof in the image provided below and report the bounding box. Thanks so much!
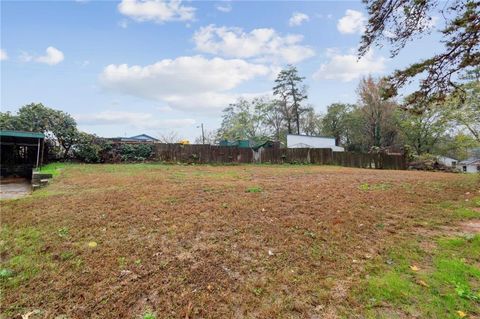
[0,130,45,139]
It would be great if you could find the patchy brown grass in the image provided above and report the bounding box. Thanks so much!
[1,164,478,318]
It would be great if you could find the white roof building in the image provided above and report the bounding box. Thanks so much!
[437,156,458,167]
[459,157,480,173]
[287,134,344,152]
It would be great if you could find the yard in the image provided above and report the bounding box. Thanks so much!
[1,164,479,318]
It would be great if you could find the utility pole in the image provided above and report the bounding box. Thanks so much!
[197,123,205,144]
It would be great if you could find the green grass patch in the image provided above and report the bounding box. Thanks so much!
[454,207,480,219]
[37,162,73,177]
[360,235,480,318]
[0,226,53,288]
[359,182,392,191]
[246,186,263,193]
[142,311,156,319]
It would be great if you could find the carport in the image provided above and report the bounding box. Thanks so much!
[0,130,45,179]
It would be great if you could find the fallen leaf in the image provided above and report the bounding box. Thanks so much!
[410,265,420,271]
[87,241,98,248]
[457,310,467,318]
[417,280,429,287]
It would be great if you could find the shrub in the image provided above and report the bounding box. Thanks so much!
[73,132,106,163]
[119,144,153,162]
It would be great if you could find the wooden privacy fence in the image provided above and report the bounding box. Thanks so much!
[153,143,406,170]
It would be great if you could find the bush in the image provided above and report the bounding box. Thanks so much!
[73,133,109,163]
[119,144,153,162]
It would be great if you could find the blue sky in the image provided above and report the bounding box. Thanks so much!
[1,0,444,141]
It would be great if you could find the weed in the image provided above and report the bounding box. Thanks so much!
[455,283,480,301]
[246,186,262,193]
[60,251,74,261]
[57,227,69,238]
[304,231,316,238]
[118,257,127,269]
[142,311,156,319]
[252,287,264,296]
[0,268,14,279]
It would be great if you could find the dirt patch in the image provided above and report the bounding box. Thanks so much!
[459,220,480,233]
[1,165,478,318]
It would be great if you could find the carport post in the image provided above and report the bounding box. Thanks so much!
[36,138,41,168]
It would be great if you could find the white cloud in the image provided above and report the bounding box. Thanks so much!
[337,9,366,34]
[99,55,270,111]
[75,110,196,129]
[193,25,315,64]
[0,49,8,61]
[118,0,195,23]
[21,47,64,65]
[215,2,231,13]
[289,12,309,27]
[313,48,386,82]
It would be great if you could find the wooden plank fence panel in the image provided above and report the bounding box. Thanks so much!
[152,143,406,169]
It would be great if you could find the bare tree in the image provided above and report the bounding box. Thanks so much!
[194,129,218,145]
[357,76,399,149]
[157,131,181,143]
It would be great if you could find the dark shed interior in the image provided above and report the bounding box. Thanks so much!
[0,130,45,179]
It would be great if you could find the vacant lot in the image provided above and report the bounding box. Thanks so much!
[1,164,479,318]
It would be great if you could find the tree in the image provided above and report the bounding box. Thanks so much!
[218,97,268,143]
[49,110,80,159]
[357,76,399,149]
[2,103,79,158]
[258,99,286,142]
[158,131,181,143]
[0,111,21,130]
[300,107,322,136]
[360,0,480,107]
[446,68,480,142]
[321,103,356,146]
[15,103,52,134]
[343,108,366,151]
[435,133,479,160]
[194,129,218,145]
[396,106,449,155]
[273,65,308,134]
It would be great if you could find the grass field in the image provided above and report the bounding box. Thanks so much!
[1,164,479,318]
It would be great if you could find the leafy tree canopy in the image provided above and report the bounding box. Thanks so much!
[360,0,479,107]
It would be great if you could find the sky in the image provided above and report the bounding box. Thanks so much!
[1,0,445,141]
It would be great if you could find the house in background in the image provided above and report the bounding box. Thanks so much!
[287,134,344,152]
[109,134,159,143]
[459,157,480,173]
[437,156,458,168]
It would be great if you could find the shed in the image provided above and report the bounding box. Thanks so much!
[0,130,45,178]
